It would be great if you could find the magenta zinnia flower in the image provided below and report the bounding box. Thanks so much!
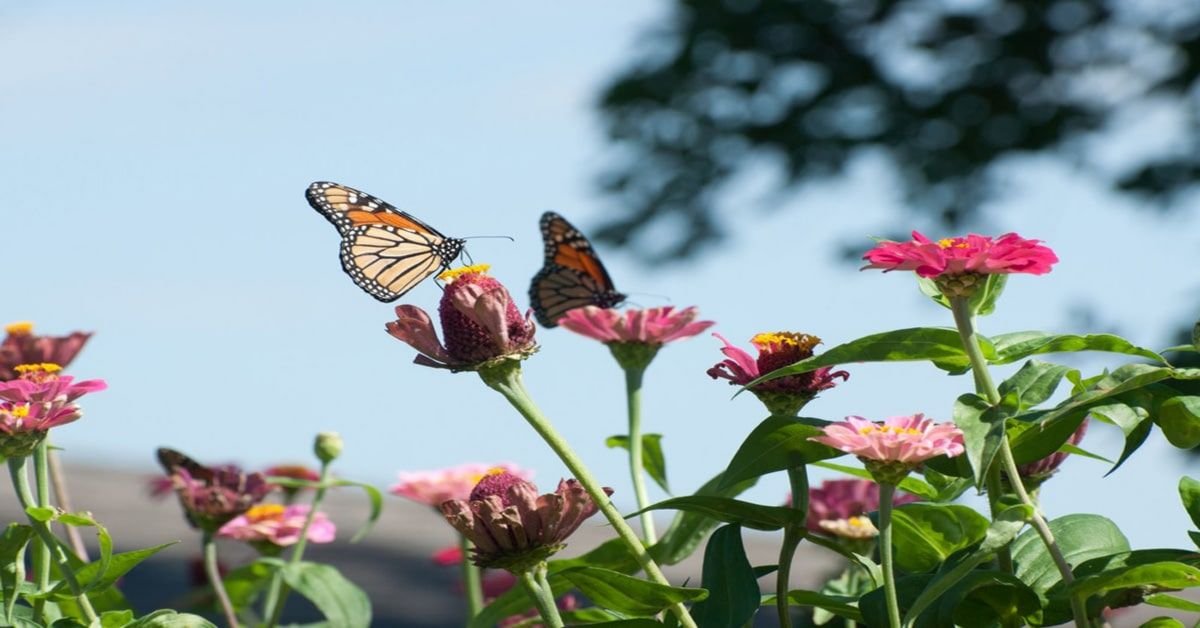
[708,332,848,415]
[811,414,965,484]
[439,470,611,572]
[803,479,920,538]
[0,322,92,382]
[0,364,106,457]
[157,449,272,532]
[391,462,532,507]
[863,231,1058,297]
[217,504,335,550]
[386,265,537,371]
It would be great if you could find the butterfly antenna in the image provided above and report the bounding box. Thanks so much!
[461,235,516,242]
[624,292,672,306]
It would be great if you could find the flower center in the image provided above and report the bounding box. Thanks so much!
[14,363,62,384]
[937,237,968,249]
[438,264,492,283]
[857,424,922,436]
[750,332,820,354]
[4,321,33,336]
[245,504,285,522]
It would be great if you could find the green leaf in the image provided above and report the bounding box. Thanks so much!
[935,571,1041,628]
[689,525,759,627]
[1139,617,1185,628]
[989,332,1167,366]
[718,416,839,489]
[55,513,113,594]
[330,479,383,543]
[812,461,938,500]
[98,610,134,628]
[1156,396,1200,449]
[606,434,669,493]
[125,609,218,627]
[1144,593,1200,612]
[954,393,1005,488]
[653,470,757,566]
[557,566,706,615]
[279,562,371,628]
[750,327,985,386]
[631,496,802,531]
[1181,477,1200,532]
[25,507,55,523]
[574,620,663,627]
[0,524,32,622]
[764,590,863,622]
[222,559,276,612]
[1089,402,1153,475]
[1071,561,1200,599]
[884,503,989,573]
[50,542,174,602]
[1011,514,1130,596]
[997,360,1074,411]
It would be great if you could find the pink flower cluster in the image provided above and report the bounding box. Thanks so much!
[0,322,92,382]
[391,463,531,507]
[811,414,965,465]
[0,365,106,449]
[862,231,1058,278]
[218,504,336,548]
[805,479,919,537]
[559,306,713,345]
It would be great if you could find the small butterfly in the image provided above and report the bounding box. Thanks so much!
[529,212,626,328]
[306,182,466,302]
[156,447,214,482]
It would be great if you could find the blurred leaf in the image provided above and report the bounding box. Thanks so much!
[689,525,759,626]
[607,434,669,493]
[1144,593,1200,612]
[558,566,707,615]
[718,415,838,489]
[1156,396,1200,449]
[97,610,134,628]
[279,561,370,628]
[1180,477,1200,532]
[1139,617,1186,628]
[125,610,217,627]
[330,479,383,543]
[0,524,32,622]
[50,543,174,602]
[223,559,276,612]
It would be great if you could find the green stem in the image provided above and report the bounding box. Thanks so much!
[518,565,564,628]
[8,456,97,623]
[949,296,1087,628]
[202,531,239,628]
[30,443,52,620]
[480,363,698,628]
[878,483,902,628]
[776,466,808,628]
[265,461,332,628]
[624,365,657,544]
[460,535,485,617]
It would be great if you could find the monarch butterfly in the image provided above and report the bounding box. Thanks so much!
[306,181,466,302]
[529,212,626,328]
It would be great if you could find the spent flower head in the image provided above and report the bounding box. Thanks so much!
[0,322,92,381]
[439,470,611,572]
[391,462,532,507]
[708,332,848,415]
[157,448,272,532]
[811,414,965,484]
[387,265,537,372]
[217,504,335,553]
[0,363,106,457]
[862,231,1058,297]
[559,306,714,370]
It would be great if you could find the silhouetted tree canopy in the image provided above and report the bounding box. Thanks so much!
[596,0,1200,261]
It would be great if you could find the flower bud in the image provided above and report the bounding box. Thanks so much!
[314,431,343,464]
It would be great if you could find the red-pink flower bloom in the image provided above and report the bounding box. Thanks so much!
[440,471,611,572]
[0,364,106,457]
[217,504,335,549]
[559,306,713,345]
[811,415,965,483]
[1017,419,1089,484]
[386,265,537,371]
[803,479,920,537]
[391,463,532,507]
[157,448,272,532]
[0,322,92,381]
[708,332,848,414]
[431,545,464,566]
[264,464,322,502]
[862,231,1058,279]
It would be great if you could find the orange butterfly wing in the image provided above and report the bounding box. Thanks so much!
[529,212,625,328]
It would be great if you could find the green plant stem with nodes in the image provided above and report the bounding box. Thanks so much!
[480,361,699,628]
[460,536,485,617]
[265,460,333,628]
[202,530,240,628]
[624,364,657,544]
[518,564,564,628]
[949,296,1088,628]
[878,483,902,628]
[776,465,808,628]
[8,455,97,624]
[30,443,53,621]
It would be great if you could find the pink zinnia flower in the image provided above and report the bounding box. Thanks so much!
[810,414,965,484]
[391,463,532,507]
[264,463,322,502]
[802,479,920,538]
[431,545,464,566]
[157,448,272,532]
[559,306,713,345]
[708,332,848,415]
[0,364,106,457]
[863,231,1058,278]
[1016,419,1089,486]
[386,265,537,371]
[0,322,92,382]
[218,504,335,550]
[439,470,612,572]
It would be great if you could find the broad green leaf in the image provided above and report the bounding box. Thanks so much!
[884,503,989,573]
[750,327,985,386]
[718,416,839,489]
[0,524,32,622]
[25,507,55,523]
[954,393,1005,487]
[1070,561,1200,599]
[989,332,1167,366]
[126,609,217,627]
[689,525,759,627]
[1156,396,1200,449]
[1087,402,1154,476]
[1011,514,1130,596]
[49,619,87,627]
[1181,477,1200,531]
[557,566,707,615]
[653,470,757,566]
[1020,364,1175,434]
[606,434,669,493]
[762,589,863,622]
[812,461,938,500]
[1139,617,1185,628]
[997,360,1074,411]
[1144,593,1200,612]
[935,571,1041,628]
[920,467,974,502]
[222,559,276,612]
[918,274,1007,317]
[280,561,371,628]
[98,610,134,628]
[859,575,930,628]
[330,479,383,543]
[630,496,802,531]
[50,542,174,602]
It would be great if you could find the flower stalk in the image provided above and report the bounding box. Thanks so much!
[777,465,808,628]
[878,483,901,628]
[518,564,564,628]
[479,361,698,628]
[264,460,332,628]
[460,535,484,617]
[202,530,240,628]
[948,296,1087,628]
[624,364,657,544]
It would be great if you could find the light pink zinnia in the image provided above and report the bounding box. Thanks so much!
[862,231,1058,278]
[803,479,920,537]
[217,504,336,548]
[0,322,92,382]
[559,306,713,345]
[386,265,537,371]
[811,414,965,481]
[391,462,532,507]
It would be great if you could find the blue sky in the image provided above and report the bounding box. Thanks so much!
[3,1,1199,550]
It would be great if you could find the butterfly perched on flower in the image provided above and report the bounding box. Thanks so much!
[529,212,626,328]
[306,182,466,302]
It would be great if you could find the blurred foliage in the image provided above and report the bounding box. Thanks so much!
[595,0,1200,261]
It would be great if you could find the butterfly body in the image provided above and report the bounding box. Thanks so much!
[529,212,626,327]
[306,182,465,302]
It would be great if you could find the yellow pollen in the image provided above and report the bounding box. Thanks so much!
[751,332,821,352]
[937,238,968,249]
[4,321,33,336]
[848,516,869,527]
[14,363,62,374]
[11,405,30,419]
[858,425,922,436]
[245,504,285,522]
[486,467,508,476]
[438,264,491,283]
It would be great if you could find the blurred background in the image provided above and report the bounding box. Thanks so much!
[3,0,1200,624]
